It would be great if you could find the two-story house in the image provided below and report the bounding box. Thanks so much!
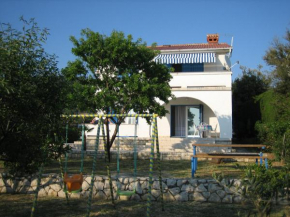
[152,34,233,139]
[87,34,233,150]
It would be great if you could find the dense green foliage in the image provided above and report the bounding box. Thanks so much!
[256,121,290,163]
[255,29,290,161]
[255,89,277,123]
[232,67,269,139]
[0,18,68,175]
[63,29,173,160]
[214,165,289,217]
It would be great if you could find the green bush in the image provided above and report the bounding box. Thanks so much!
[214,165,289,217]
[256,121,290,163]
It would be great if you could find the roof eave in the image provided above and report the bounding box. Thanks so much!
[157,47,233,54]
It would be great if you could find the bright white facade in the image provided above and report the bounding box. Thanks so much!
[87,34,233,140]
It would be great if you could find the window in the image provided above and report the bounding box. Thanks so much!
[166,63,204,72]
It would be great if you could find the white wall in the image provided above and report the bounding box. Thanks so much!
[170,71,232,88]
[170,91,232,138]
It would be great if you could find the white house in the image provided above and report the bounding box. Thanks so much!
[87,34,233,143]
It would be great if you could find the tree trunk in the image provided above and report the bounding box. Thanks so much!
[105,118,111,162]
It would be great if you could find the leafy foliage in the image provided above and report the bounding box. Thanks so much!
[63,29,173,160]
[232,67,269,139]
[255,89,278,123]
[256,121,290,163]
[255,29,290,162]
[264,29,290,96]
[0,18,68,175]
[214,165,289,217]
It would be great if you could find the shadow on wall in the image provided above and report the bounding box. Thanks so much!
[215,114,232,139]
[171,138,215,152]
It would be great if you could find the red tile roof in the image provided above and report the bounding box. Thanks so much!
[152,43,231,51]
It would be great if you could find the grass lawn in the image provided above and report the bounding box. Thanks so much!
[1,158,289,217]
[0,194,289,217]
[41,157,250,179]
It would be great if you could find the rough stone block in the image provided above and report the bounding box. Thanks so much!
[41,177,51,186]
[135,182,143,194]
[26,187,35,194]
[48,189,58,197]
[1,186,13,193]
[50,184,61,192]
[195,184,207,192]
[216,190,226,198]
[94,181,104,191]
[169,187,180,196]
[208,183,222,193]
[181,184,194,192]
[18,185,29,194]
[151,189,160,199]
[163,192,175,201]
[141,193,149,201]
[84,177,92,184]
[141,181,148,190]
[95,176,103,181]
[177,179,187,187]
[58,190,67,198]
[130,194,141,201]
[202,191,211,199]
[198,179,207,184]
[71,192,81,198]
[193,192,207,202]
[189,179,198,187]
[175,191,188,202]
[0,178,4,187]
[233,195,242,204]
[222,195,233,203]
[208,193,221,203]
[166,179,176,188]
[104,189,113,198]
[38,188,47,197]
[31,178,38,187]
[104,180,110,189]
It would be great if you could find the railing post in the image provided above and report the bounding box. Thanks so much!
[265,158,268,169]
[192,146,197,178]
[259,152,263,166]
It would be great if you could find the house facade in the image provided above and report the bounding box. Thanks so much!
[87,34,233,141]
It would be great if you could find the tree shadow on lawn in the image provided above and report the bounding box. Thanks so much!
[1,194,290,217]
[0,194,252,217]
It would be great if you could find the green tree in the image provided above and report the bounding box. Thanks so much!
[0,18,68,175]
[256,29,290,162]
[232,66,269,139]
[263,29,290,122]
[63,29,173,161]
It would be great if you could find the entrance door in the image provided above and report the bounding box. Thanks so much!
[171,105,202,137]
[187,106,201,137]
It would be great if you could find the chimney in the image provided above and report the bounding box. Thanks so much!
[207,34,219,44]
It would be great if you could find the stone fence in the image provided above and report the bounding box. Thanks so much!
[1,173,243,203]
[1,173,288,205]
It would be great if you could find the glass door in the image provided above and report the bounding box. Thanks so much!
[171,105,203,137]
[187,106,201,137]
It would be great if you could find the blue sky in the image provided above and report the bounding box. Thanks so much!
[1,0,290,80]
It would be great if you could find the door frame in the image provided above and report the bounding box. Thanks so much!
[170,104,203,137]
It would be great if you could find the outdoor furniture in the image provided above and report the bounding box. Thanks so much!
[197,122,213,138]
[209,124,218,138]
[191,144,274,178]
[191,124,201,137]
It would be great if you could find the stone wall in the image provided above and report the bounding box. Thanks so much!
[0,173,244,203]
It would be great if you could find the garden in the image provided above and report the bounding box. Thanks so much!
[1,19,290,217]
